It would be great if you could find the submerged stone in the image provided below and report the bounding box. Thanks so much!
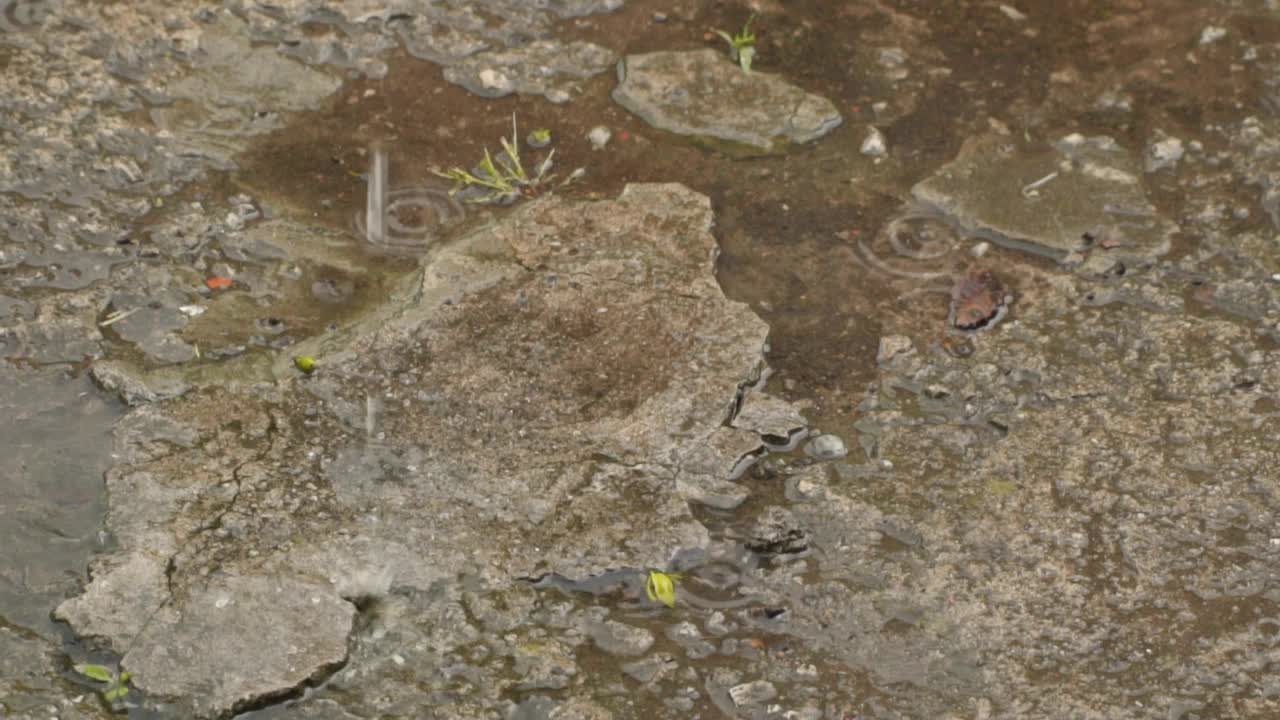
[151,12,341,152]
[589,620,655,657]
[442,40,615,103]
[612,49,842,153]
[913,133,1175,261]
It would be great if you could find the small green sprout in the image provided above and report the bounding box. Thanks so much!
[75,663,132,704]
[294,356,316,374]
[528,128,552,148]
[645,570,683,608]
[434,115,557,205]
[712,14,757,72]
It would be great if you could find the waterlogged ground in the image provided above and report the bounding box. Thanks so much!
[3,0,1280,718]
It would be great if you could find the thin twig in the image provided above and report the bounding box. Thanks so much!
[1020,171,1059,197]
[98,308,141,327]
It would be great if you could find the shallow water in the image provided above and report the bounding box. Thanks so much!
[0,367,117,637]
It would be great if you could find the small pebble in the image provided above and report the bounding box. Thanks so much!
[1145,136,1184,172]
[805,433,848,461]
[587,125,611,150]
[478,68,514,92]
[860,126,887,157]
[876,335,915,365]
[1199,26,1227,45]
[589,620,653,656]
[729,680,777,707]
[999,4,1027,21]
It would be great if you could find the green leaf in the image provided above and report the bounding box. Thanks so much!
[119,672,132,683]
[645,570,681,608]
[75,664,114,683]
[479,149,501,181]
[712,29,733,46]
[294,356,316,374]
[104,685,130,702]
[499,135,525,182]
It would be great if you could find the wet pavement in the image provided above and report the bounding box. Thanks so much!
[2,1,1280,719]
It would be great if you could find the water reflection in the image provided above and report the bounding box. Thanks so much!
[354,146,464,255]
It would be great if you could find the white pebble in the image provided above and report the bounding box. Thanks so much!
[860,127,887,157]
[1199,26,1227,45]
[1145,136,1184,172]
[999,4,1027,21]
[478,68,514,92]
[587,125,611,150]
[805,433,848,461]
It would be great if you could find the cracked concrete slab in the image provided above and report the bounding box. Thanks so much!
[54,184,783,717]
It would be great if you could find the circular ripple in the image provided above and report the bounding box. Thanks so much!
[853,203,962,280]
[354,184,464,253]
[0,0,48,33]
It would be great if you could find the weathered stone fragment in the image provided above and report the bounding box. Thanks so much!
[913,133,1174,261]
[612,49,842,152]
[442,40,615,103]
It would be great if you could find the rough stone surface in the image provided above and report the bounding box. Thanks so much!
[62,575,354,718]
[246,0,622,100]
[54,184,774,716]
[785,269,1280,718]
[442,40,615,103]
[730,390,807,439]
[729,680,777,707]
[589,620,656,657]
[612,49,843,152]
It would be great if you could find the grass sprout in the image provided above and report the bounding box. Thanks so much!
[75,663,132,705]
[713,14,757,72]
[434,115,561,205]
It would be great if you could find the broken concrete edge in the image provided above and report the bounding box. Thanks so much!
[52,549,359,717]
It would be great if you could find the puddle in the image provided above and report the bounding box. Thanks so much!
[0,366,118,637]
[6,0,1280,717]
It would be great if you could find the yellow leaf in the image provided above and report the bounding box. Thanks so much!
[75,664,113,683]
[645,570,681,608]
